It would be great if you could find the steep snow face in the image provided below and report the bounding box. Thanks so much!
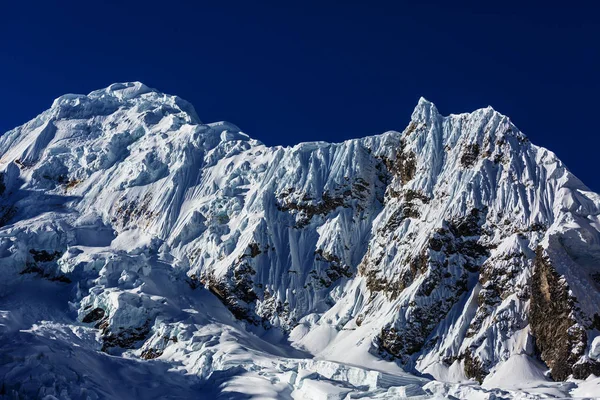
[1,83,599,398]
[302,99,600,382]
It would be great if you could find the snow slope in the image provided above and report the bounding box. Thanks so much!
[1,82,599,399]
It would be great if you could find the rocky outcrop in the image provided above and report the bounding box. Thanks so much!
[463,349,486,383]
[312,249,353,289]
[82,307,105,323]
[19,249,69,283]
[372,209,489,364]
[530,247,600,380]
[113,193,156,229]
[379,139,417,185]
[277,190,347,228]
[460,143,480,167]
[276,177,379,228]
[101,322,151,353]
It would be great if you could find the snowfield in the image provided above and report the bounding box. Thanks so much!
[1,82,599,399]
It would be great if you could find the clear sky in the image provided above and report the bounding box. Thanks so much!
[1,1,598,191]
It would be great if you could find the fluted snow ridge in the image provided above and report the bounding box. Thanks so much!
[1,83,599,394]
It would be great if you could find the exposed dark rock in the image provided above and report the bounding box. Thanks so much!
[449,208,485,238]
[248,242,261,258]
[232,262,258,304]
[527,222,547,232]
[276,174,385,229]
[427,212,489,270]
[404,121,418,135]
[428,233,446,252]
[352,178,370,196]
[529,247,600,380]
[29,249,62,262]
[113,193,155,228]
[479,250,529,300]
[202,262,262,326]
[410,251,429,277]
[278,187,294,198]
[379,326,404,358]
[493,153,505,164]
[260,290,295,329]
[65,179,81,189]
[363,255,417,301]
[0,173,5,196]
[377,140,416,185]
[591,314,600,330]
[463,349,486,383]
[381,209,408,233]
[516,133,530,144]
[370,208,489,364]
[20,263,43,275]
[96,318,109,331]
[312,249,353,288]
[379,297,453,361]
[380,199,425,234]
[140,348,163,360]
[20,262,71,283]
[355,314,364,326]
[460,143,480,168]
[386,187,401,199]
[14,158,30,168]
[572,360,600,380]
[366,209,488,303]
[376,265,470,363]
[399,151,417,184]
[19,249,69,282]
[203,250,299,329]
[404,189,430,204]
[101,322,151,352]
[277,190,347,228]
[49,275,71,283]
[402,204,421,220]
[82,308,105,323]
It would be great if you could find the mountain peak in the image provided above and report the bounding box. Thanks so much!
[89,81,155,100]
[46,81,201,125]
[1,84,600,398]
[411,96,440,123]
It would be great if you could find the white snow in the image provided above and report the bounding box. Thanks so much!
[1,82,599,399]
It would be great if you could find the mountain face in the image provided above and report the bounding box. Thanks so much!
[1,82,600,399]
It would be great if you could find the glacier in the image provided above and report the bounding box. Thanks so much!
[1,81,599,399]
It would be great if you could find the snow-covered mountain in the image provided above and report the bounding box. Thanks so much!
[1,82,599,399]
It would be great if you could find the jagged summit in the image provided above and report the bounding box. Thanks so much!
[11,82,523,160]
[47,81,202,125]
[90,81,155,99]
[409,96,528,148]
[1,84,599,399]
[410,96,439,122]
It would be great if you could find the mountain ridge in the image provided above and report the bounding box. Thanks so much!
[1,82,599,399]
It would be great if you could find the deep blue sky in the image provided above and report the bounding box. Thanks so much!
[1,1,598,190]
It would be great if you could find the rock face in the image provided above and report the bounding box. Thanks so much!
[1,82,600,396]
[530,247,600,380]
